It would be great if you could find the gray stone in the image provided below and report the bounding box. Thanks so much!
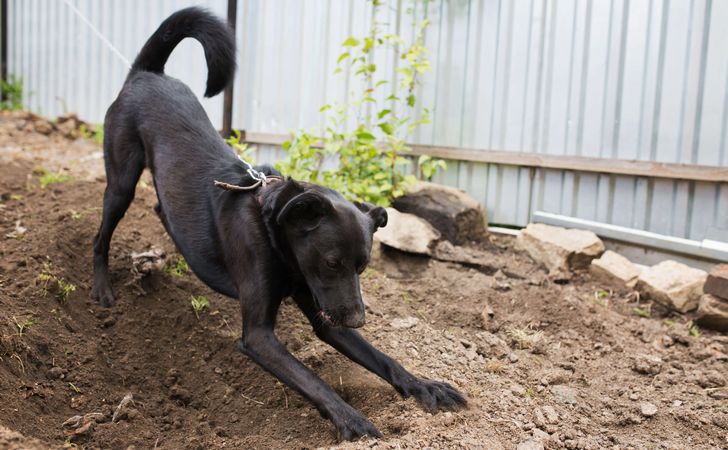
[392,181,488,244]
[590,250,641,289]
[632,354,663,375]
[517,440,545,450]
[704,264,728,300]
[640,402,658,417]
[550,385,577,405]
[636,260,707,313]
[374,208,440,255]
[516,223,605,275]
[390,316,419,329]
[696,294,728,331]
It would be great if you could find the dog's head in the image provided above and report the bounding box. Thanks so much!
[273,182,387,328]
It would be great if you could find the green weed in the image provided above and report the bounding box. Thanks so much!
[0,75,24,111]
[38,263,76,303]
[13,316,35,337]
[190,295,209,319]
[165,258,189,277]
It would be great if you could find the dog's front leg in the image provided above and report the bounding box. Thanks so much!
[293,289,467,413]
[237,297,381,441]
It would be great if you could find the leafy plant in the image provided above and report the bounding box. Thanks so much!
[277,1,444,206]
[0,75,24,111]
[165,258,189,278]
[190,295,209,319]
[633,307,651,318]
[226,129,256,163]
[13,316,35,337]
[38,264,76,303]
[78,123,104,145]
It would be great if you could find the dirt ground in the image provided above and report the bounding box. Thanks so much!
[0,111,727,449]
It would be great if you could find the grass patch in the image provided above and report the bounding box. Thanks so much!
[34,167,74,188]
[633,307,651,318]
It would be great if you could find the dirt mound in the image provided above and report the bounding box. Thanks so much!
[1,114,727,449]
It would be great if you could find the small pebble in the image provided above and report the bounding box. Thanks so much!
[640,402,658,417]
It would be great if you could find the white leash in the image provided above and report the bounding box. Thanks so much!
[61,0,131,68]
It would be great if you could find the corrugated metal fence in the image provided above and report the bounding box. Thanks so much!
[4,0,727,242]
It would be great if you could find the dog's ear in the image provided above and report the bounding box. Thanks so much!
[277,191,333,232]
[354,201,388,230]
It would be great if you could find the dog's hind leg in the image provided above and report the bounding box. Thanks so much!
[292,288,467,413]
[92,130,145,307]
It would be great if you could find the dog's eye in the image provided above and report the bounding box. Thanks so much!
[326,259,340,269]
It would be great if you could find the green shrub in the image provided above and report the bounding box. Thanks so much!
[277,1,444,206]
[0,75,24,111]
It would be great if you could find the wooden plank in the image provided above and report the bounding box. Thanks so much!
[242,131,728,183]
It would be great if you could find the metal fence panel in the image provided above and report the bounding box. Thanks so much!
[5,0,727,242]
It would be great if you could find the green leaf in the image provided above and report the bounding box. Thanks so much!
[378,122,394,135]
[337,52,350,64]
[377,109,391,119]
[356,130,376,142]
[342,37,360,47]
[406,94,416,107]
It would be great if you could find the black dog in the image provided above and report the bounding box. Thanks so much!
[92,8,466,440]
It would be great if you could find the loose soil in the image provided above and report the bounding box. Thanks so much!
[0,111,727,449]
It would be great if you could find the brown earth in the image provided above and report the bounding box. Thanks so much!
[0,111,727,449]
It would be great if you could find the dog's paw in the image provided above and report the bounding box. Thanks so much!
[91,282,115,307]
[333,410,382,441]
[403,379,467,412]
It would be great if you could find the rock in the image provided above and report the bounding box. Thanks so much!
[550,385,577,405]
[632,354,663,375]
[33,119,54,135]
[476,332,510,358]
[636,260,707,313]
[374,208,440,255]
[515,223,604,275]
[392,181,488,244]
[431,240,499,272]
[48,366,67,380]
[533,406,559,427]
[640,402,658,417]
[391,316,419,329]
[589,250,641,289]
[704,264,728,300]
[481,302,495,326]
[130,247,166,277]
[170,385,192,405]
[517,439,545,450]
[695,294,728,332]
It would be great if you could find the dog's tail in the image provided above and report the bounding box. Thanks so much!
[131,7,236,98]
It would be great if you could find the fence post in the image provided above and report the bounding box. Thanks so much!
[0,0,8,103]
[221,0,238,138]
